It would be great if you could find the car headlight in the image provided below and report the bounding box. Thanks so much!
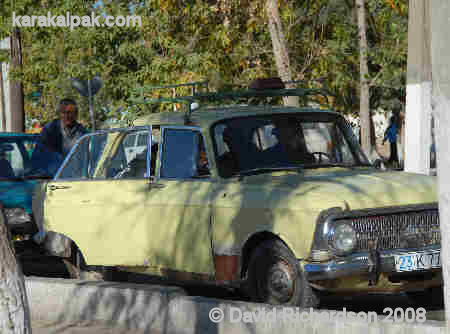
[4,208,32,225]
[330,223,356,255]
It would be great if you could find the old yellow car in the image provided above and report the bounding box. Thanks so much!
[32,81,440,308]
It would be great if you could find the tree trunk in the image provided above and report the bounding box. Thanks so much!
[265,0,298,107]
[430,0,450,326]
[356,0,376,160]
[0,205,32,333]
[0,66,6,131]
[9,28,25,133]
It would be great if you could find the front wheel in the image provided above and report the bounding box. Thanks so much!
[246,239,319,307]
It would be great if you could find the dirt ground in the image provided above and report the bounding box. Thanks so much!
[33,320,152,334]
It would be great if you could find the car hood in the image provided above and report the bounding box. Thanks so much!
[0,180,37,213]
[222,168,437,211]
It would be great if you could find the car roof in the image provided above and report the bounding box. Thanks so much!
[133,106,340,129]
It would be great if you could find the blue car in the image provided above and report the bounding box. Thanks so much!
[0,133,63,240]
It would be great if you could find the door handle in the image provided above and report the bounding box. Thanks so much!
[48,185,71,190]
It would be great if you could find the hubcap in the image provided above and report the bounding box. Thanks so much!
[267,259,295,303]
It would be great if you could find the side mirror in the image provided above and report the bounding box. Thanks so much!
[0,144,15,152]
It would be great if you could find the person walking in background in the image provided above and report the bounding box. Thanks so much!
[382,112,399,167]
[40,98,88,159]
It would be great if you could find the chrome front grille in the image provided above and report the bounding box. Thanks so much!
[338,210,440,251]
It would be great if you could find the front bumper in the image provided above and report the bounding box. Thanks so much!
[303,245,441,281]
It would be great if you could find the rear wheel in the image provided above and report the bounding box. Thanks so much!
[246,239,319,307]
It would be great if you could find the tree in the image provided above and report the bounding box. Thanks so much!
[0,205,32,333]
[1,0,147,125]
[265,0,298,106]
[0,0,409,128]
[9,28,24,132]
[0,67,6,130]
[308,0,407,160]
[356,0,372,158]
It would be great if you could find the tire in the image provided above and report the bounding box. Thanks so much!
[246,239,319,308]
[63,247,105,281]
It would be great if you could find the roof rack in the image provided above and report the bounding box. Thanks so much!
[129,79,334,125]
[129,81,210,124]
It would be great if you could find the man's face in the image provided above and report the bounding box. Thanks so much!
[60,104,77,128]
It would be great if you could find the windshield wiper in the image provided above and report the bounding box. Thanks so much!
[235,166,303,179]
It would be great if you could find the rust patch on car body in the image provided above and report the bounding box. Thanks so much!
[214,254,241,283]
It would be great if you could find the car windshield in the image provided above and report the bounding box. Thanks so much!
[212,113,369,178]
[0,135,63,179]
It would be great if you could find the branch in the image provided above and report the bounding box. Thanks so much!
[368,45,405,87]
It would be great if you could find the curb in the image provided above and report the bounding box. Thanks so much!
[26,277,447,334]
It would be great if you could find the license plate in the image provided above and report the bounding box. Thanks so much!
[394,251,441,272]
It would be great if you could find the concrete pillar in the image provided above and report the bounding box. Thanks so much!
[404,0,432,175]
[430,0,450,325]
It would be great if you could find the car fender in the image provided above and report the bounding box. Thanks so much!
[212,207,319,260]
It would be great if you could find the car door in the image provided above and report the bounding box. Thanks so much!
[43,126,157,266]
[143,126,215,278]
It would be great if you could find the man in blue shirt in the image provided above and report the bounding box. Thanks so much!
[40,98,88,158]
[383,113,399,167]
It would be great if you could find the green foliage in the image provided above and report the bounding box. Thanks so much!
[0,0,408,126]
[285,0,408,115]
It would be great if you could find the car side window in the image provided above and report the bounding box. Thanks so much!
[57,128,152,180]
[137,133,148,146]
[160,128,210,179]
[123,134,136,148]
[58,136,91,179]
